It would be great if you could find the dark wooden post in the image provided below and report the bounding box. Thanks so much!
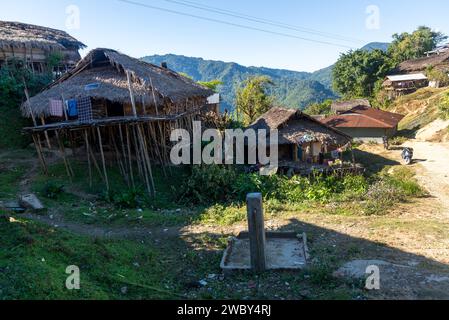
[246,193,267,272]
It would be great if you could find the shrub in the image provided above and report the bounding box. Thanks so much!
[107,188,146,209]
[42,182,65,199]
[179,165,238,204]
[439,92,449,120]
[363,180,404,215]
[389,136,408,146]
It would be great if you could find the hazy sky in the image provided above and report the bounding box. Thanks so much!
[2,0,449,72]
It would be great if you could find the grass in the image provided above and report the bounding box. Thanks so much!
[0,165,25,200]
[0,216,183,299]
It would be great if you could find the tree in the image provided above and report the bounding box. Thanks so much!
[198,79,223,92]
[303,99,333,115]
[388,26,447,64]
[235,76,274,125]
[332,49,392,99]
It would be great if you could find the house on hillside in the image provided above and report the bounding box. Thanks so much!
[22,48,215,195]
[0,21,85,73]
[397,51,449,74]
[331,99,371,114]
[322,106,404,143]
[382,73,429,98]
[248,107,353,173]
[425,44,449,57]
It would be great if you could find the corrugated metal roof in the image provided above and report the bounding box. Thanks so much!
[322,106,405,129]
[387,73,427,82]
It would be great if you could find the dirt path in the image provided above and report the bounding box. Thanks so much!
[404,141,449,214]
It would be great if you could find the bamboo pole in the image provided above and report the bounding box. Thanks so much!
[125,125,135,189]
[55,130,73,181]
[137,124,156,197]
[96,127,110,192]
[40,116,52,149]
[31,133,48,175]
[84,130,93,187]
[126,70,138,118]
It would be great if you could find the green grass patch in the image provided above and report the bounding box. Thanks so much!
[0,216,183,299]
[0,165,25,200]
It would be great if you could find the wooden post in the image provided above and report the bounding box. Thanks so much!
[246,193,267,272]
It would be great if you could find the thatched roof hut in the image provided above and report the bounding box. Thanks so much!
[397,51,449,73]
[248,107,351,146]
[0,21,85,68]
[0,20,85,51]
[22,48,214,118]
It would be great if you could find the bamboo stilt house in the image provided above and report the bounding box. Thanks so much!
[22,48,215,196]
[0,20,85,73]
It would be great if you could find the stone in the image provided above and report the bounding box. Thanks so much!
[19,194,45,211]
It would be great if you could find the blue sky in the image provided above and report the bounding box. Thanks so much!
[2,0,449,72]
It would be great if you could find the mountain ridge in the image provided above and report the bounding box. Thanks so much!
[141,42,389,111]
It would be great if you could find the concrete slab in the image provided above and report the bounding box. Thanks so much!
[221,232,308,272]
[19,194,45,211]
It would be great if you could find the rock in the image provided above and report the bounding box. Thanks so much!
[19,194,45,211]
[199,280,208,287]
[121,286,128,294]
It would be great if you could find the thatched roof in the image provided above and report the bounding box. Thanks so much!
[248,107,352,145]
[0,20,85,51]
[22,48,214,117]
[397,52,449,73]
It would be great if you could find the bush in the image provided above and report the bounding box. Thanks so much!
[179,165,238,204]
[363,180,404,215]
[389,136,408,146]
[439,92,449,120]
[42,182,65,199]
[106,188,146,209]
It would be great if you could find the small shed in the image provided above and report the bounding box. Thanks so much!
[0,20,85,73]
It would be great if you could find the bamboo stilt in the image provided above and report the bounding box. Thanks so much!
[31,133,48,175]
[55,130,74,181]
[84,130,93,187]
[96,127,110,192]
[40,116,52,149]
[125,125,135,189]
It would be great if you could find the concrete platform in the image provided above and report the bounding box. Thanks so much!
[221,232,308,272]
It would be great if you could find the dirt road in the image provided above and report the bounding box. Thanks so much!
[404,141,449,214]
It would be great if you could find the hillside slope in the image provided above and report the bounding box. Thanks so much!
[388,87,449,141]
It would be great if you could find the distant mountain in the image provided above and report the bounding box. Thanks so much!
[361,42,390,52]
[142,54,336,111]
[141,42,389,111]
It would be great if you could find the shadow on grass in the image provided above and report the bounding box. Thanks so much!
[352,149,401,174]
[177,218,449,300]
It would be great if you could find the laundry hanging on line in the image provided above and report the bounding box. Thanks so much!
[66,99,78,117]
[77,97,93,122]
[49,99,64,118]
